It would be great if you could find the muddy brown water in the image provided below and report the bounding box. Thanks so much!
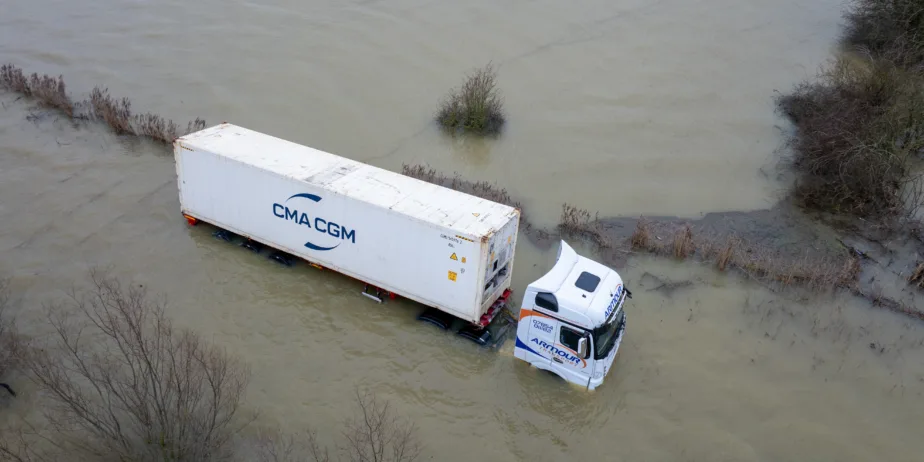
[2,0,924,461]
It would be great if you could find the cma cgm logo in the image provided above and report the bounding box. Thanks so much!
[531,338,586,368]
[272,193,356,251]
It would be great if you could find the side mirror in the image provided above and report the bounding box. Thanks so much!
[577,336,589,358]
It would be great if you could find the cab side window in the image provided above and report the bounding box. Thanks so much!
[560,326,588,358]
[534,292,558,312]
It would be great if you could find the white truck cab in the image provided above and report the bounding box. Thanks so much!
[514,240,630,390]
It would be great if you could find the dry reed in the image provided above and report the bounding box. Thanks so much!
[558,204,611,249]
[672,225,694,259]
[909,262,924,288]
[1,63,205,144]
[401,163,526,216]
[630,218,651,250]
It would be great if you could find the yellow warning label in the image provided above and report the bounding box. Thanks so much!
[461,257,466,263]
[450,253,458,261]
[472,213,480,217]
[448,271,457,282]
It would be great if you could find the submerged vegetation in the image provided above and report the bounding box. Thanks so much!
[0,63,205,144]
[435,63,505,137]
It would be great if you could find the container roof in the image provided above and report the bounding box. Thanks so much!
[176,123,519,239]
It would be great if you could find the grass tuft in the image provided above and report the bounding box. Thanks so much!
[630,218,651,250]
[558,204,611,249]
[436,63,505,137]
[672,225,694,259]
[715,235,739,272]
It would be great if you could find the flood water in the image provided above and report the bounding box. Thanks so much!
[2,0,923,461]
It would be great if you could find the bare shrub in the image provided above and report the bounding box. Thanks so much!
[89,86,135,135]
[187,117,207,135]
[20,270,251,461]
[250,426,330,462]
[135,113,179,143]
[775,55,924,220]
[342,390,420,462]
[1,63,207,144]
[0,64,30,95]
[243,390,419,462]
[135,113,205,143]
[436,63,505,136]
[558,204,610,249]
[843,0,924,67]
[27,73,74,118]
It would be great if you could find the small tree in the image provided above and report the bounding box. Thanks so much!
[19,270,252,461]
[246,390,420,462]
[342,390,420,462]
[436,63,505,136]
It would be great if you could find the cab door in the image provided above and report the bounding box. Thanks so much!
[550,324,595,388]
[515,307,558,369]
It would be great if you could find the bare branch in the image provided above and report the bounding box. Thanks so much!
[343,389,421,462]
[19,270,252,461]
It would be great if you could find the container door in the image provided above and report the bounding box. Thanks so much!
[551,324,594,387]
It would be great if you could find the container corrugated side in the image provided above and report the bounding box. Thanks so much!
[174,140,519,323]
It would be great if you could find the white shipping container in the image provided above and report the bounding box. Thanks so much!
[174,124,520,323]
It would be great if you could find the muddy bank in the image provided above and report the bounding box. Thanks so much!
[599,204,845,261]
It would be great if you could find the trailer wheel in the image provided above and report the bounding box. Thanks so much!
[240,239,262,253]
[212,229,235,242]
[269,251,294,267]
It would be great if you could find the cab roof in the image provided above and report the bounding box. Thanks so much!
[529,241,624,328]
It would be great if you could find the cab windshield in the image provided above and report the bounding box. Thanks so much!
[593,308,625,359]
